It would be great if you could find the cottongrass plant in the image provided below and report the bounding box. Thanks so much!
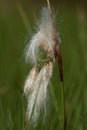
[24,0,66,129]
[24,7,54,126]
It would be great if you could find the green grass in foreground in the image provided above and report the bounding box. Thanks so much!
[0,1,87,130]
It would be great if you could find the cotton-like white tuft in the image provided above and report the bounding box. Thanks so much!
[25,31,49,64]
[25,7,55,64]
[39,7,53,40]
[24,66,38,97]
[26,61,53,125]
[24,6,55,126]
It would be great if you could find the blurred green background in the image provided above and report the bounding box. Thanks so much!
[0,0,87,130]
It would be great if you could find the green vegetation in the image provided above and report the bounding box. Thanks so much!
[0,1,87,130]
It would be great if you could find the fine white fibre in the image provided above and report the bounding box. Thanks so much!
[26,62,53,125]
[25,31,49,64]
[39,7,53,41]
[25,7,55,64]
[24,66,38,97]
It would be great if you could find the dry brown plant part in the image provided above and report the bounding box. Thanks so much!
[47,0,66,130]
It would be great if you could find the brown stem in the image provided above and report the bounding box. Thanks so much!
[46,0,66,130]
[47,0,52,15]
[54,49,63,81]
[47,0,63,81]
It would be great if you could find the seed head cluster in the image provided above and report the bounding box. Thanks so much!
[25,7,55,64]
[24,62,53,125]
[24,7,57,126]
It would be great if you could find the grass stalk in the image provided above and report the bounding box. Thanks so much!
[46,0,66,129]
[60,81,66,130]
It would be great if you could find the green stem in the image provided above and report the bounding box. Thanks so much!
[56,50,66,130]
[60,81,66,130]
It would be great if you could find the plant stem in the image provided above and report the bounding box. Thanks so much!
[56,49,66,130]
[60,81,66,130]
[47,0,66,129]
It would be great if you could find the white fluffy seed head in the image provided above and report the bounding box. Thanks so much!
[26,61,53,125]
[39,7,53,39]
[25,7,55,64]
[24,66,38,97]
